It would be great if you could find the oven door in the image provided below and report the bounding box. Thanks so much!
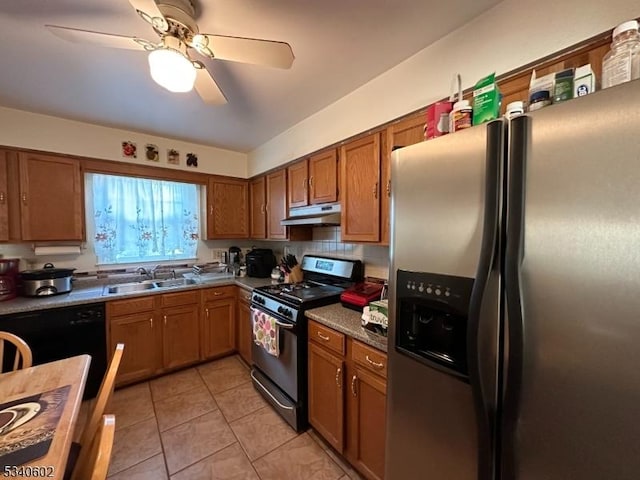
[250,305,306,430]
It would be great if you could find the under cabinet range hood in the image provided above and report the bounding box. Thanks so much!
[281,203,341,226]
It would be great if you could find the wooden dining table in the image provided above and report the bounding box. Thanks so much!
[0,355,91,480]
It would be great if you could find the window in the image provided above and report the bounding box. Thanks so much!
[88,173,200,265]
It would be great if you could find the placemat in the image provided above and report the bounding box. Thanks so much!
[0,384,71,468]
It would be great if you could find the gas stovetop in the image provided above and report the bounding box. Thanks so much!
[256,281,345,304]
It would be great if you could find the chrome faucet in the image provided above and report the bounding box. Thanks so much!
[136,267,152,280]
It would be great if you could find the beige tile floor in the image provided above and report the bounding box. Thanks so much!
[79,355,364,479]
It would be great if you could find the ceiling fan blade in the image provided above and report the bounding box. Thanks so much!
[199,34,294,69]
[129,0,169,32]
[46,25,152,51]
[193,62,227,105]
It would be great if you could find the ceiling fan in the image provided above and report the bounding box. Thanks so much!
[46,0,295,105]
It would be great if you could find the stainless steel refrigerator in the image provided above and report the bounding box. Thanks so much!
[385,79,640,480]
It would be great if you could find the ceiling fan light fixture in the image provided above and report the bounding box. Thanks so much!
[148,41,196,93]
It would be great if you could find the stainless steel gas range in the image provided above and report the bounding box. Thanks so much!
[250,255,363,431]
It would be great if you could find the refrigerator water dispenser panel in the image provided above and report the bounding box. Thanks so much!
[395,270,474,380]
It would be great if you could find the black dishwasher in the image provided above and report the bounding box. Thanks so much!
[0,303,107,399]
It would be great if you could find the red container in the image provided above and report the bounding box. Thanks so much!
[340,282,384,311]
[425,101,453,139]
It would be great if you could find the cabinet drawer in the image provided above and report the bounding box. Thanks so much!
[352,340,387,379]
[202,286,235,302]
[161,290,199,308]
[237,287,252,304]
[309,320,345,356]
[108,296,155,317]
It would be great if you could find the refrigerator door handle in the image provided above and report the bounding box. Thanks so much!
[467,119,504,480]
[502,114,530,479]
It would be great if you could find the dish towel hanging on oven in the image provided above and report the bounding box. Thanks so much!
[251,307,280,357]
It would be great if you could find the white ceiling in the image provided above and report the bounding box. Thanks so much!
[0,0,500,153]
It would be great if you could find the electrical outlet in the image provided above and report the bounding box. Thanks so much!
[212,249,225,262]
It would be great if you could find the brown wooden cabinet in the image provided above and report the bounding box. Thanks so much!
[201,286,236,359]
[161,302,200,369]
[382,115,425,244]
[17,152,83,241]
[249,176,267,239]
[266,169,288,240]
[308,319,387,480]
[287,159,309,208]
[287,150,338,210]
[107,297,161,386]
[0,151,10,241]
[207,176,249,239]
[340,133,381,242]
[236,287,252,365]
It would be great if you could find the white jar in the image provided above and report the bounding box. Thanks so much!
[449,100,472,133]
[602,20,640,89]
[505,101,525,119]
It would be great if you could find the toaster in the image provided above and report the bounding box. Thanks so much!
[245,248,277,278]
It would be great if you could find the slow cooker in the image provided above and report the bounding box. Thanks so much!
[19,263,75,297]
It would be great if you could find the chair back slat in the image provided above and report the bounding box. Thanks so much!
[0,332,33,373]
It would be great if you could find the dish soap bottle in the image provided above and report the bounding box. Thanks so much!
[602,20,640,89]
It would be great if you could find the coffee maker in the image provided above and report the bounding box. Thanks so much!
[0,259,20,301]
[228,246,242,275]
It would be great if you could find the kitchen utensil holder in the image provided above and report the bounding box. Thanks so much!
[286,265,303,283]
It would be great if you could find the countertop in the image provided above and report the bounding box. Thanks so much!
[0,276,276,316]
[305,303,388,352]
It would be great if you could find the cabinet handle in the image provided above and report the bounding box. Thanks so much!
[261,204,265,214]
[163,315,167,326]
[373,182,378,199]
[0,192,4,204]
[335,367,342,388]
[22,193,27,204]
[365,355,384,369]
[309,176,314,188]
[317,332,330,341]
[209,205,213,216]
[205,308,209,318]
[386,179,391,197]
[265,203,269,212]
[213,292,223,296]
[351,375,358,397]
[149,317,153,328]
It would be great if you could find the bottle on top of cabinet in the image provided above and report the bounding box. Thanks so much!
[602,20,640,89]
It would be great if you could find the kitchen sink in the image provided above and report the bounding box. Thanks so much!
[153,278,198,288]
[104,282,157,294]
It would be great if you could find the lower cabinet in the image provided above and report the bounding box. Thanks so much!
[108,291,201,386]
[307,319,387,480]
[200,286,236,359]
[236,287,253,365]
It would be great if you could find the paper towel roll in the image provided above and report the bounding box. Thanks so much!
[34,246,81,256]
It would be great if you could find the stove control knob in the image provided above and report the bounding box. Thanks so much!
[418,283,424,292]
[277,306,284,314]
[285,309,293,318]
[255,296,265,305]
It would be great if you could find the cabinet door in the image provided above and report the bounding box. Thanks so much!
[250,176,266,239]
[266,169,287,240]
[340,133,381,242]
[346,366,387,480]
[110,312,161,385]
[287,159,308,208]
[382,115,425,244]
[201,298,236,359]
[309,149,338,205]
[308,342,345,452]
[0,152,9,241]
[236,298,252,365]
[207,177,249,239]
[18,152,83,241]
[162,303,200,369]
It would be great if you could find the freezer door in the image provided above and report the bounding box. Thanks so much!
[386,121,503,480]
[503,80,640,480]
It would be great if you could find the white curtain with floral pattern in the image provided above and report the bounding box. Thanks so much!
[90,173,199,264]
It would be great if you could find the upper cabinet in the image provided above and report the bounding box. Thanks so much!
[249,176,267,239]
[287,149,339,209]
[206,176,249,239]
[382,114,425,244]
[266,169,288,240]
[17,152,83,241]
[0,151,10,242]
[340,133,381,243]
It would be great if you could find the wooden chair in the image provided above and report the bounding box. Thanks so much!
[0,331,33,372]
[68,343,124,480]
[71,414,116,480]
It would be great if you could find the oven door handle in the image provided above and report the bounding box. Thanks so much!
[250,370,294,411]
[275,320,294,329]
